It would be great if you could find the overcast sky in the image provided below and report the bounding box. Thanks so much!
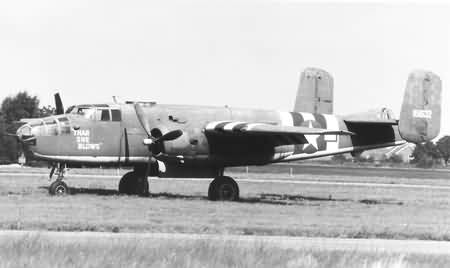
[1,1,449,135]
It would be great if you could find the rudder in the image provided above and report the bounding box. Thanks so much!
[399,70,442,143]
[293,67,333,114]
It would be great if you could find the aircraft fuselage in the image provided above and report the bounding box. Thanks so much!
[17,102,404,178]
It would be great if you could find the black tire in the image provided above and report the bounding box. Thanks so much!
[49,180,70,196]
[208,176,239,201]
[118,171,149,196]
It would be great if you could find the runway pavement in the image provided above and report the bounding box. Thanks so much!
[1,230,449,255]
[239,163,450,180]
[1,171,450,190]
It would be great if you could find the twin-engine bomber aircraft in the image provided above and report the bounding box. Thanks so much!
[15,68,442,201]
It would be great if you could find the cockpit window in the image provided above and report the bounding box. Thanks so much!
[69,107,90,116]
[81,109,96,120]
[43,118,58,135]
[58,117,71,134]
[100,109,110,121]
[29,120,43,127]
[57,117,69,122]
[111,109,121,122]
[44,118,57,125]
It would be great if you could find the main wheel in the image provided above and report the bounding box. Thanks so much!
[118,171,149,196]
[49,180,70,196]
[208,176,239,201]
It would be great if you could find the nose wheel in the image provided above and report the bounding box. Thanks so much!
[49,180,70,196]
[208,176,239,201]
[48,163,70,196]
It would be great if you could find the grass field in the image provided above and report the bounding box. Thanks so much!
[1,166,450,240]
[0,233,449,268]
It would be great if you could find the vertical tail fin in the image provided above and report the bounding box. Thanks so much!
[399,70,442,143]
[293,67,333,114]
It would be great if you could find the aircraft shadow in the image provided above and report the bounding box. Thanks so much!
[39,186,118,196]
[38,186,402,206]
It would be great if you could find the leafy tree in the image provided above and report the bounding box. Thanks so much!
[1,91,40,124]
[38,105,56,118]
[0,91,53,162]
[0,113,18,162]
[436,136,450,166]
[388,154,404,164]
[411,141,442,168]
[331,154,346,164]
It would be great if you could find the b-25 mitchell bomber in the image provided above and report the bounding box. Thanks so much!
[15,68,442,201]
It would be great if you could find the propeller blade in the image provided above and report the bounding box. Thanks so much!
[54,93,64,115]
[2,132,18,137]
[134,103,152,138]
[22,136,36,143]
[157,129,183,142]
[149,129,183,155]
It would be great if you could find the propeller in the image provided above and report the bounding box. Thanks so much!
[54,92,64,115]
[134,103,183,178]
[2,132,19,137]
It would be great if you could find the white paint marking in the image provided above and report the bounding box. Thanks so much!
[322,114,339,150]
[205,121,230,130]
[223,121,246,131]
[282,141,406,162]
[279,111,293,126]
[304,121,319,151]
[413,109,432,119]
[300,112,315,122]
[157,160,166,173]
[244,123,265,130]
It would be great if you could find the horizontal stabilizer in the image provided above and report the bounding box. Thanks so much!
[343,108,397,125]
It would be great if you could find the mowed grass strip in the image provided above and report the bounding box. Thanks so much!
[1,169,450,240]
[0,233,449,268]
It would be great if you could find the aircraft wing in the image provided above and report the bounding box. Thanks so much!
[204,121,353,145]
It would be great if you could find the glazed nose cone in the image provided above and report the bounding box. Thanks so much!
[16,124,36,145]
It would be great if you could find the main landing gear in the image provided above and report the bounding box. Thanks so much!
[48,163,70,196]
[118,167,149,196]
[47,163,239,201]
[208,176,240,201]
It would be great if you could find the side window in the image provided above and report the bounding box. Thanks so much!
[58,117,71,134]
[44,118,58,135]
[100,109,110,121]
[111,109,121,122]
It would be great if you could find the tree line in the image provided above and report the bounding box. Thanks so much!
[412,137,450,167]
[0,91,54,163]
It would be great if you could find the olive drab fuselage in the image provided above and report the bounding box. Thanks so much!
[17,102,405,178]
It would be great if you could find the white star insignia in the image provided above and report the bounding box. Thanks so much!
[303,121,319,153]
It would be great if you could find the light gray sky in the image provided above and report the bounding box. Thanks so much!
[1,1,449,135]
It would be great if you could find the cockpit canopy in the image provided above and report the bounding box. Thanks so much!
[67,104,121,122]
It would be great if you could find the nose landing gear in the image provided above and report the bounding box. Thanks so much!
[48,163,70,196]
